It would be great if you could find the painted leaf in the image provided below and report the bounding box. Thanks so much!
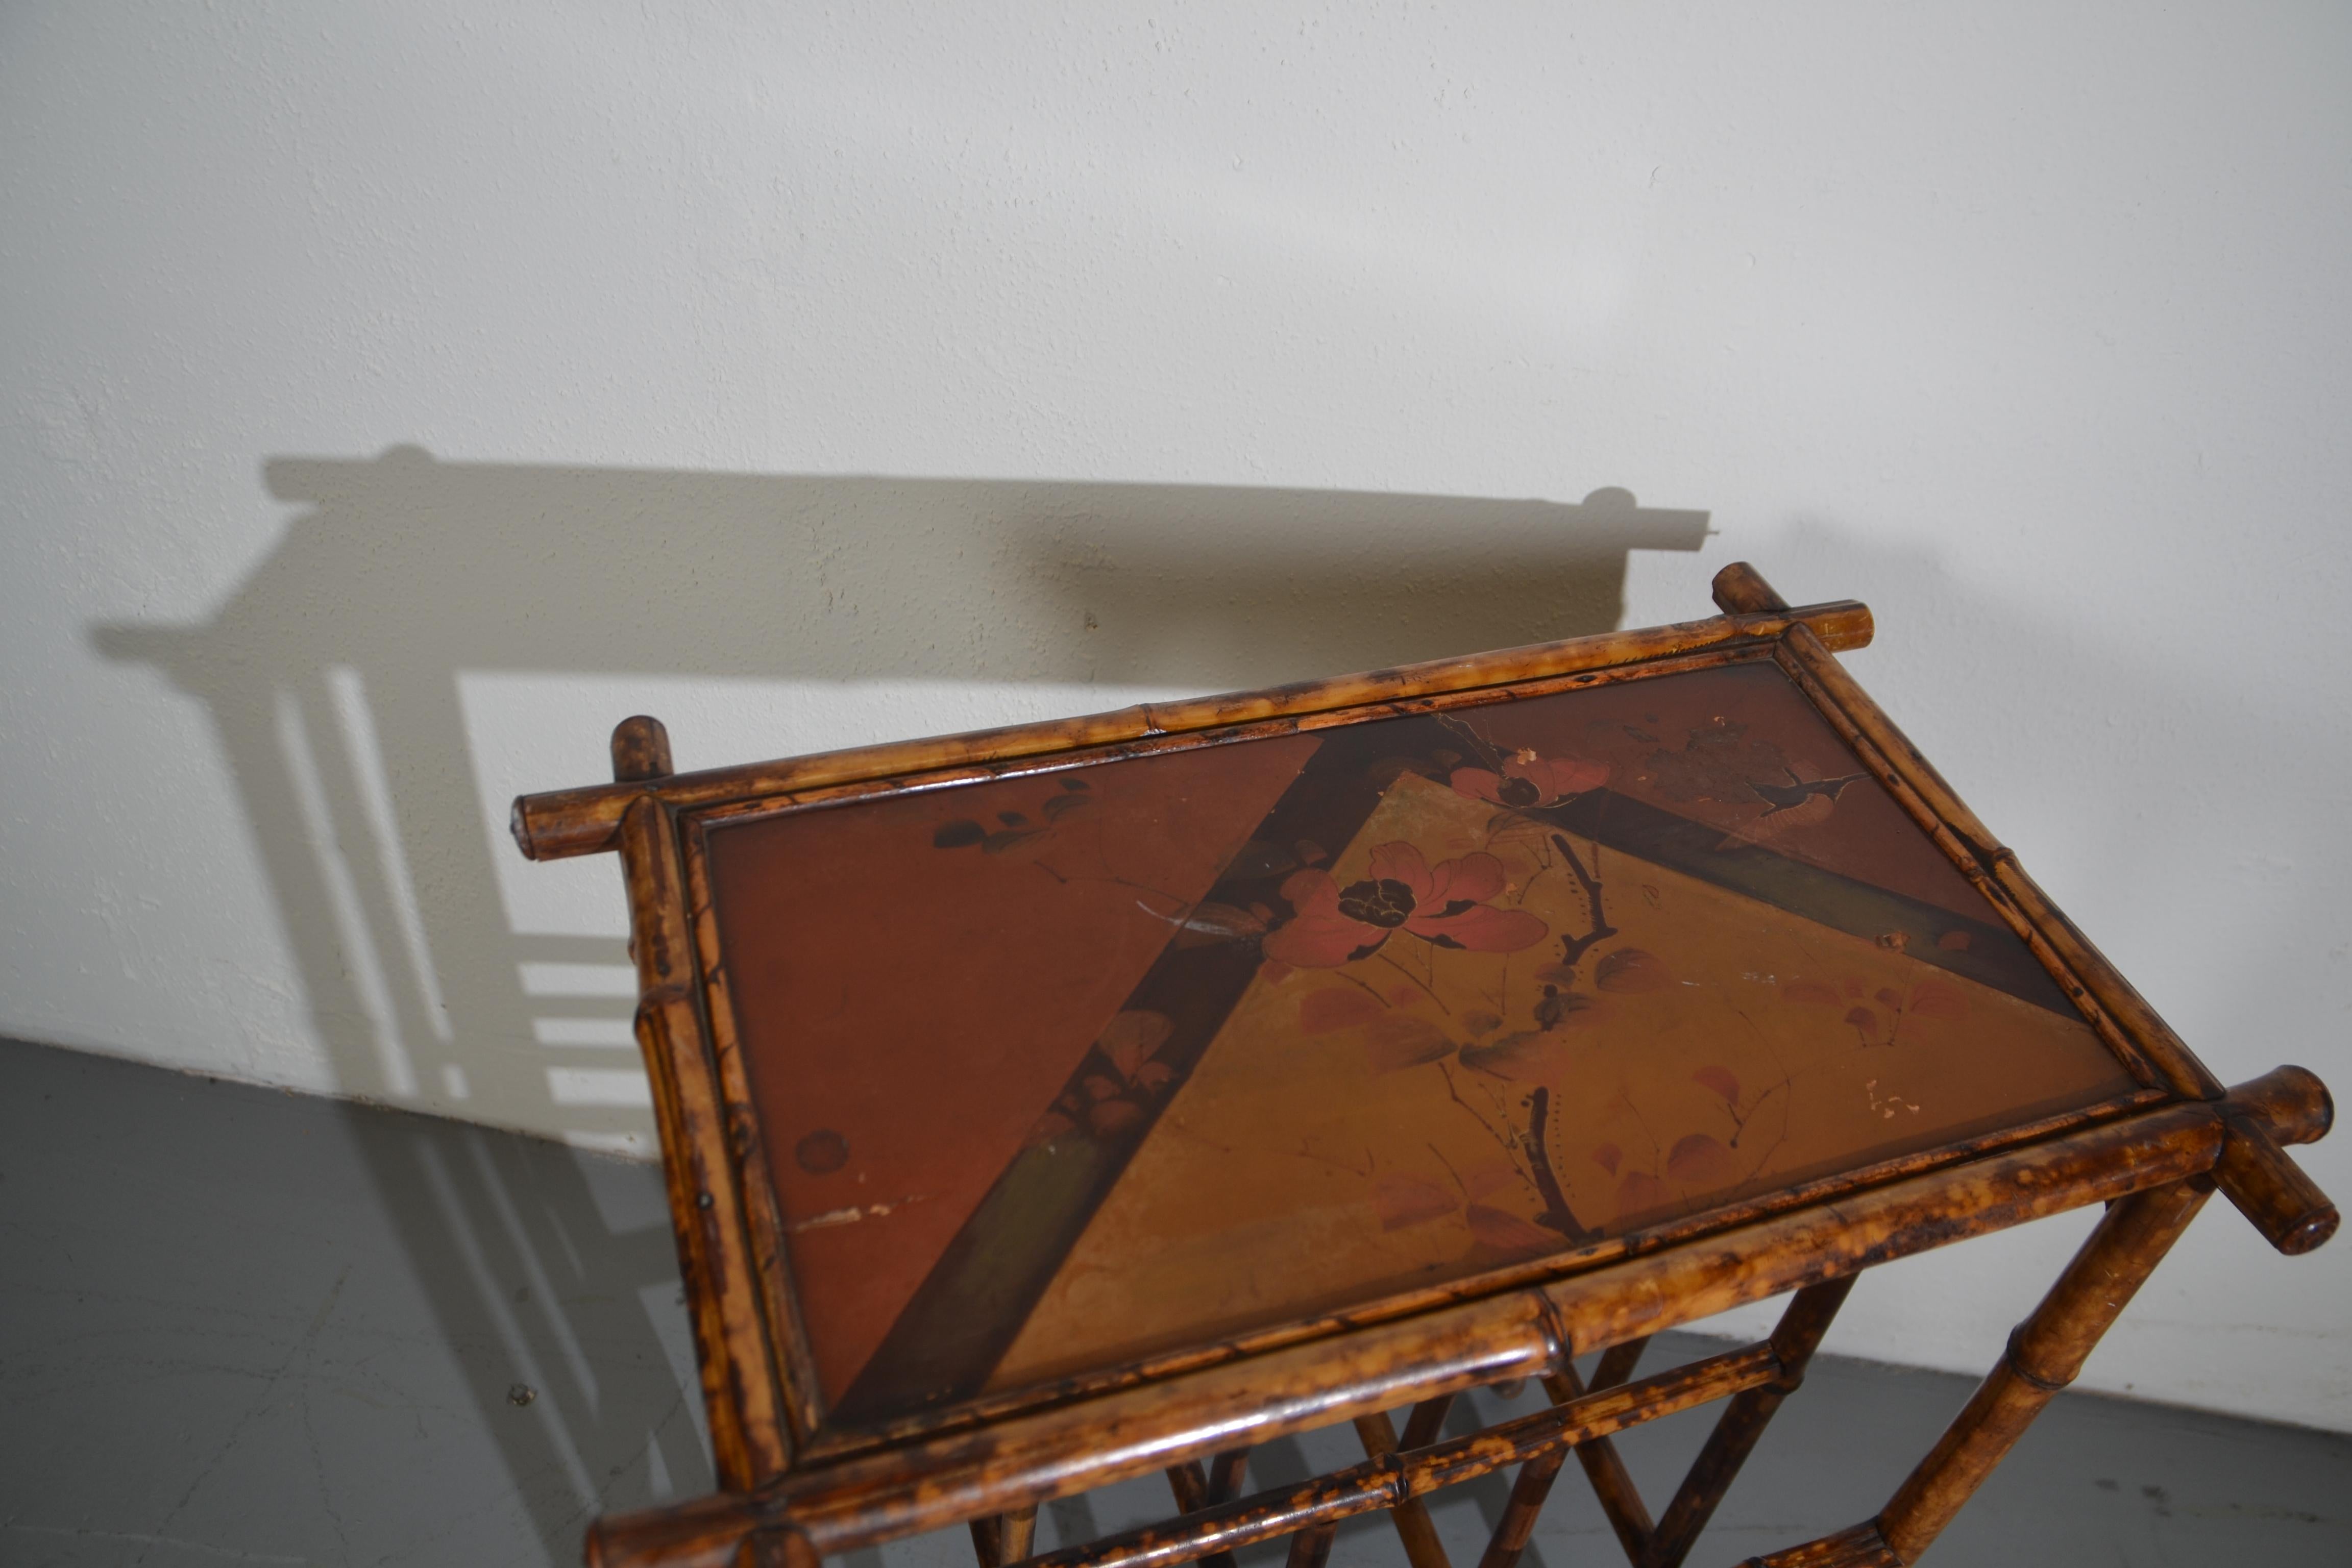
[1595,948,1672,993]
[1466,1204,1564,1258]
[1783,978,1844,1007]
[1023,1110,1077,1149]
[1909,979,1969,1020]
[1692,1064,1741,1106]
[1226,839,1301,879]
[1361,1013,1456,1072]
[1298,986,1385,1035]
[931,819,986,849]
[1665,1133,1736,1188]
[1086,1098,1145,1136]
[1458,1029,1571,1082]
[1374,1173,1458,1232]
[1613,1170,1671,1220]
[1096,1010,1175,1079]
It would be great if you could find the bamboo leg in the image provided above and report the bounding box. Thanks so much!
[1544,1363,1654,1565]
[1867,1178,2210,1562]
[1738,1521,1902,1567]
[1284,1523,1337,1568]
[736,1528,823,1568]
[1400,1395,1456,1451]
[1356,1409,1457,1568]
[1164,1462,1208,1512]
[1207,1449,1250,1504]
[968,1516,1003,1568]
[1000,1508,1039,1563]
[1591,1337,1650,1391]
[1475,1446,1570,1568]
[1477,1338,1655,1568]
[1164,1462,1242,1568]
[1640,1278,1856,1568]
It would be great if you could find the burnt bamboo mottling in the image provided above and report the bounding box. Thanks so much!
[1547,1360,1655,1564]
[1639,1278,1855,1568]
[519,567,2338,1568]
[1354,1409,1456,1568]
[1159,1461,1240,1568]
[1871,1178,2213,1561]
[1475,1343,1656,1568]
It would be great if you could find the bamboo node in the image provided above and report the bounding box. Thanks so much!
[2000,1326,2069,1393]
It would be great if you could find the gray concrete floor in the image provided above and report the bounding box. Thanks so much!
[4,1036,2345,1567]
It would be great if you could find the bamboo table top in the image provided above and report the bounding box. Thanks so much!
[518,566,2335,1568]
[699,655,2141,1431]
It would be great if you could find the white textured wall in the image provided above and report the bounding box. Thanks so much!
[5,4,2348,1431]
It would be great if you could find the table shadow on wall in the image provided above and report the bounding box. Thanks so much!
[92,447,1708,1560]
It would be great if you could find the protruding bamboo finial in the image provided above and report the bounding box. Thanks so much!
[1710,561,1791,615]
[611,715,674,783]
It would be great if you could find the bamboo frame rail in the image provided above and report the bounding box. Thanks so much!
[517,562,2337,1568]
[511,599,1873,863]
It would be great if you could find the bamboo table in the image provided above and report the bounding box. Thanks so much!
[511,564,2335,1568]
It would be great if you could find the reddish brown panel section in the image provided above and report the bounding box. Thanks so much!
[1469,660,1986,920]
[706,736,1316,1405]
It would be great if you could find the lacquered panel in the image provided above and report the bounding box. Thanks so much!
[704,660,2138,1427]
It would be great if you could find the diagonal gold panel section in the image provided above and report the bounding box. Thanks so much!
[991,772,2129,1390]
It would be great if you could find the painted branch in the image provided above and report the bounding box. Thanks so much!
[2214,1106,2338,1255]
[1639,1278,1855,1568]
[612,714,675,783]
[1355,1410,1456,1568]
[1874,1179,2212,1562]
[582,1086,2288,1568]
[512,601,1874,861]
[1772,626,2222,1099]
[1709,562,1791,615]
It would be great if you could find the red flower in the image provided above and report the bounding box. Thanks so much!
[1451,748,1609,810]
[1265,842,1548,968]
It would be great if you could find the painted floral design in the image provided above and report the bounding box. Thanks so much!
[1449,748,1609,810]
[1265,843,1548,968]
